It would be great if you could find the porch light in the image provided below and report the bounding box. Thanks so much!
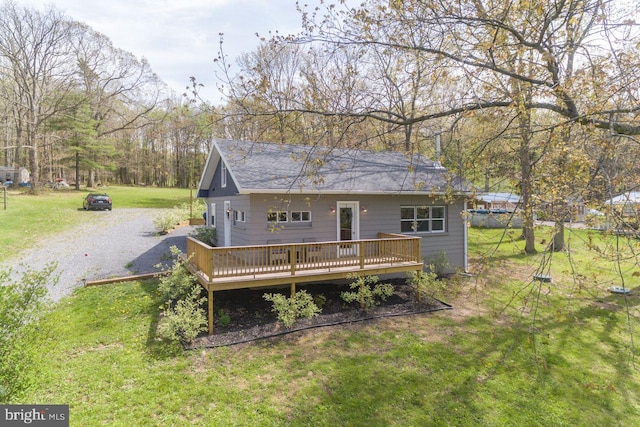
[330,205,336,213]
[361,206,367,213]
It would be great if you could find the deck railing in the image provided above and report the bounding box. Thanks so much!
[186,233,421,281]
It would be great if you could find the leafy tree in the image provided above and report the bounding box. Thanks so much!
[0,263,57,401]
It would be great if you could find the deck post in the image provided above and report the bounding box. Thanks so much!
[208,288,214,335]
[290,282,296,297]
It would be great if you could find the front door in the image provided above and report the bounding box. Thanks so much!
[224,200,231,247]
[337,201,359,256]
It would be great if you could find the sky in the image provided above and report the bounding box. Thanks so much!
[17,0,310,104]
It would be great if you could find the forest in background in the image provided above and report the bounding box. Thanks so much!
[2,0,640,252]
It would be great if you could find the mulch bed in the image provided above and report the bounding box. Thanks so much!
[188,279,451,349]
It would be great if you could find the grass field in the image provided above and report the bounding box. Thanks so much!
[7,207,640,425]
[0,186,193,264]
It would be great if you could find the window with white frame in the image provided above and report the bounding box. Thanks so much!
[290,211,311,222]
[221,162,227,188]
[267,211,288,223]
[210,203,216,227]
[234,209,245,222]
[401,206,446,233]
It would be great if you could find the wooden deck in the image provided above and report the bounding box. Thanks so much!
[184,234,423,333]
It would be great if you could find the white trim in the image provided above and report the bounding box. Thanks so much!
[209,202,216,227]
[224,201,231,246]
[337,201,360,256]
[221,162,227,188]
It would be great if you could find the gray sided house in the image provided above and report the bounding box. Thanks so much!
[196,139,471,273]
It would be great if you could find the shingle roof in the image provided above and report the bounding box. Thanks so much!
[213,139,470,195]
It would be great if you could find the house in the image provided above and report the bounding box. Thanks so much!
[189,139,471,333]
[0,167,29,185]
[467,192,521,212]
[197,139,470,269]
[467,192,523,228]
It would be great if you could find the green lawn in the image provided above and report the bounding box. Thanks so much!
[11,223,640,425]
[0,186,193,264]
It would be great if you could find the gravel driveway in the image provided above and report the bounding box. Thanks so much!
[4,208,195,302]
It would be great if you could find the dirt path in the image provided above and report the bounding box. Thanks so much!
[3,208,195,302]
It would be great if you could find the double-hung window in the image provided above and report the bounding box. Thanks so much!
[267,211,288,223]
[401,206,446,233]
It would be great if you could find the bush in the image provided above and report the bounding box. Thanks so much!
[188,226,217,246]
[156,247,207,343]
[263,290,321,328]
[0,263,58,401]
[157,287,207,344]
[157,247,198,303]
[341,274,394,311]
[154,201,206,234]
[217,309,231,327]
[154,210,181,234]
[424,250,451,275]
[407,266,447,301]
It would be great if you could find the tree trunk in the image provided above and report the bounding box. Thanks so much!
[74,149,80,191]
[552,221,565,252]
[518,112,537,254]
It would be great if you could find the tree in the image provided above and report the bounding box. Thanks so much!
[223,0,640,253]
[0,1,76,189]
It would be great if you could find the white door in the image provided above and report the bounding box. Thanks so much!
[224,201,231,247]
[337,201,359,256]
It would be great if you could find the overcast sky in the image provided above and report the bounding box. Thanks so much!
[17,0,310,104]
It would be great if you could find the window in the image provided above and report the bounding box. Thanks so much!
[267,211,288,223]
[210,203,216,227]
[267,210,312,224]
[221,162,227,188]
[290,211,311,222]
[401,206,446,233]
[234,210,245,222]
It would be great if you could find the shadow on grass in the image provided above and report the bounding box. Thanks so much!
[138,280,184,360]
[281,303,635,426]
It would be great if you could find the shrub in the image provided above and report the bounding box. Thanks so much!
[407,266,447,301]
[154,210,181,234]
[424,250,451,275]
[217,309,231,327]
[157,287,207,344]
[0,263,58,401]
[154,201,205,234]
[188,226,217,247]
[157,247,198,303]
[263,290,321,328]
[341,274,394,311]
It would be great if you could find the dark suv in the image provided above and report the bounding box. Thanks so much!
[83,193,112,211]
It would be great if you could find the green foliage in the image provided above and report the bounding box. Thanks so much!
[263,290,321,328]
[153,209,182,234]
[189,226,217,246]
[407,267,447,300]
[0,264,57,401]
[157,287,207,344]
[313,293,327,310]
[341,274,394,311]
[157,248,198,303]
[424,250,451,275]
[217,309,231,327]
[154,201,205,233]
[156,247,206,344]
